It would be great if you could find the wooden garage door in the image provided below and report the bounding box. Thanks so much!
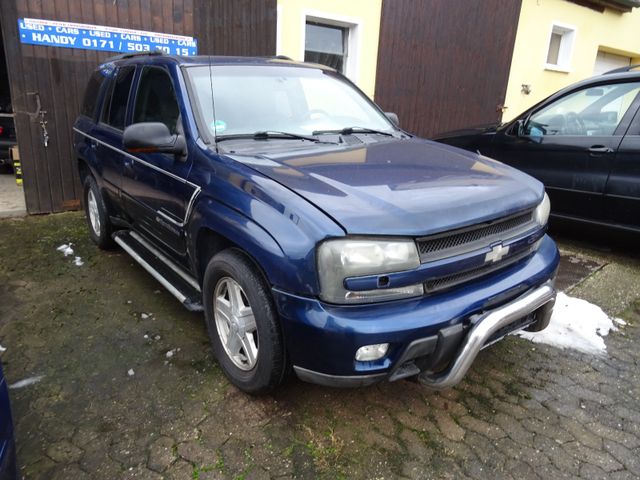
[374,0,522,138]
[0,0,276,214]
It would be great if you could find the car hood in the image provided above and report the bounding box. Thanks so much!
[226,138,543,236]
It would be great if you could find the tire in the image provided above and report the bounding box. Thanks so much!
[203,249,286,394]
[83,176,115,249]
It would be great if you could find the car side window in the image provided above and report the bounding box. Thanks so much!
[133,66,180,134]
[81,69,107,119]
[100,66,135,130]
[525,82,640,137]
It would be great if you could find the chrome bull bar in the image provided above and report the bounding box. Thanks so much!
[418,282,556,390]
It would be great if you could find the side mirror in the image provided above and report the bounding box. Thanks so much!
[385,112,400,127]
[515,119,525,136]
[123,122,186,159]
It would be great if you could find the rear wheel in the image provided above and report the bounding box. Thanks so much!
[203,249,286,394]
[83,176,114,249]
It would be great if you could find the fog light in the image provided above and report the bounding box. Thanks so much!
[355,343,389,361]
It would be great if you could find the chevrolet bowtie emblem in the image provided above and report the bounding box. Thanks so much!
[485,243,510,263]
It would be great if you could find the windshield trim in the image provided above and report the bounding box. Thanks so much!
[181,64,214,145]
[182,63,400,148]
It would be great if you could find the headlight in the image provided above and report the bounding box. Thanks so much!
[317,238,423,304]
[534,193,550,226]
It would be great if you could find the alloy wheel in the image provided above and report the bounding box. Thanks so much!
[213,277,258,370]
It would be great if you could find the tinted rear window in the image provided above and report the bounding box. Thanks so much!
[81,67,109,119]
[101,66,135,130]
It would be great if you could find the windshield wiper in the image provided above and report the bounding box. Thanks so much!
[217,131,338,144]
[254,130,321,141]
[313,126,396,137]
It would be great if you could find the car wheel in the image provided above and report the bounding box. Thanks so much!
[83,176,114,249]
[203,249,286,394]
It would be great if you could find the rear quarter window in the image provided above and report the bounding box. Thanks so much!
[81,68,109,119]
[101,65,136,130]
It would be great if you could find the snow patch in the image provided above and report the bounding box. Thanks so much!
[165,348,180,359]
[516,292,619,356]
[0,345,6,353]
[9,375,44,389]
[141,313,150,319]
[74,256,84,266]
[56,243,74,256]
[127,369,135,377]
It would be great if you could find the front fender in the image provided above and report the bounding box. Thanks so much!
[188,196,319,295]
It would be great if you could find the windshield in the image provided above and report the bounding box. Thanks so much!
[185,65,395,139]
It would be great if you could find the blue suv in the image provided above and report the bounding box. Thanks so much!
[0,359,17,479]
[74,52,559,394]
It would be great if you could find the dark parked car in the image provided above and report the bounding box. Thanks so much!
[435,67,640,233]
[0,359,17,480]
[74,52,558,394]
[0,114,16,171]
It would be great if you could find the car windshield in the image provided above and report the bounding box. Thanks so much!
[184,64,395,140]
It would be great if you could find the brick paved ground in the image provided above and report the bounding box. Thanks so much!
[0,213,638,479]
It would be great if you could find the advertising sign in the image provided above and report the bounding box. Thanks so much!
[18,18,197,56]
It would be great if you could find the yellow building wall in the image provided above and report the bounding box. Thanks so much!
[503,0,640,121]
[276,0,382,99]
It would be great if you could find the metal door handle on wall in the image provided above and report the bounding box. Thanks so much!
[16,92,49,148]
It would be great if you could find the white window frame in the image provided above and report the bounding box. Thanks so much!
[544,22,577,73]
[299,10,362,84]
[276,5,283,56]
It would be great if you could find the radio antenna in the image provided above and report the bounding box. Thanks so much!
[208,54,218,149]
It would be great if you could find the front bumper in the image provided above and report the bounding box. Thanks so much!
[274,235,560,388]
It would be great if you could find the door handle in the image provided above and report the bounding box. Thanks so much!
[90,139,97,149]
[588,145,613,154]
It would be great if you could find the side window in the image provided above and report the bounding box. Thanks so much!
[304,22,348,73]
[525,82,640,137]
[81,69,107,118]
[101,66,135,130]
[133,67,180,134]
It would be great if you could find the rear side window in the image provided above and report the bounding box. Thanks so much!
[101,66,135,130]
[133,66,180,134]
[81,69,107,118]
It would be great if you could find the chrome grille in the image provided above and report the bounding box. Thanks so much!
[423,247,534,294]
[416,210,534,262]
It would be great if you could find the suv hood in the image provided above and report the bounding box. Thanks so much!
[227,138,543,236]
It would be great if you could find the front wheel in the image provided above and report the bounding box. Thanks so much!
[203,249,286,394]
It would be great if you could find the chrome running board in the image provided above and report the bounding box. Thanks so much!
[113,230,203,312]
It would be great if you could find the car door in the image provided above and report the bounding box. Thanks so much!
[604,100,640,230]
[121,64,196,256]
[90,65,136,206]
[488,81,640,222]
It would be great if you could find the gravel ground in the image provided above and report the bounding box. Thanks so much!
[0,212,638,479]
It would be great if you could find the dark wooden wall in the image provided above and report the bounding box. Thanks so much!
[374,0,522,138]
[0,0,277,214]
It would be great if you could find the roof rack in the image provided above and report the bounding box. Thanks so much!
[603,64,640,75]
[104,50,166,63]
[273,55,293,61]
